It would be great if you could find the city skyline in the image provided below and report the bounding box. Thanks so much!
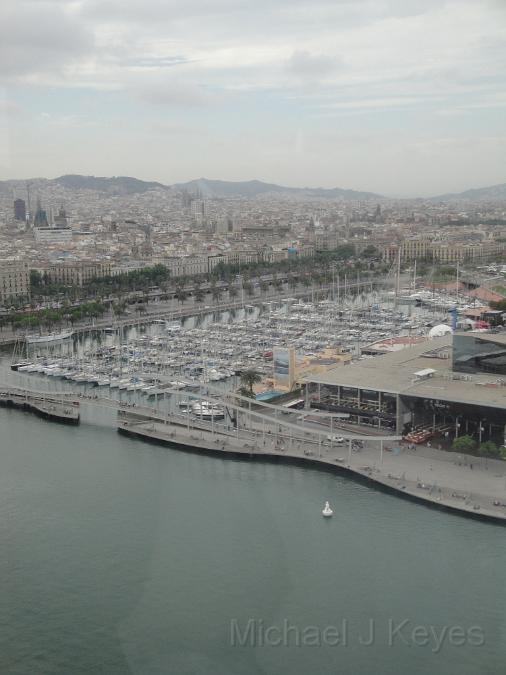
[1,0,506,196]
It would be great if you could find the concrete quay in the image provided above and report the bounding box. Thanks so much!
[117,412,506,524]
[0,388,80,424]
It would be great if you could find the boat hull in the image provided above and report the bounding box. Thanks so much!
[26,331,74,344]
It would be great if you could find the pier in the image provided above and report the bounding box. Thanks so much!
[0,386,80,424]
[2,376,506,522]
[3,369,506,522]
[114,385,506,524]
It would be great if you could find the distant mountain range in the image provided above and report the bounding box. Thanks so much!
[0,174,381,200]
[1,174,505,201]
[54,174,166,194]
[173,178,382,200]
[429,182,506,202]
[0,174,165,196]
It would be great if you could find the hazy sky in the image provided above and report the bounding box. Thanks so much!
[1,0,505,196]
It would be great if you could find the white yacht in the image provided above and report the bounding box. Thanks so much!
[25,330,74,344]
[322,502,333,518]
[192,401,225,420]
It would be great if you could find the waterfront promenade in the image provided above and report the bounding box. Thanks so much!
[3,376,505,523]
[0,387,79,423]
[118,408,506,523]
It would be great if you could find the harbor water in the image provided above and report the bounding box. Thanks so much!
[1,408,505,675]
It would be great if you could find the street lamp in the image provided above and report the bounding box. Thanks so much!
[235,274,244,310]
[479,422,484,444]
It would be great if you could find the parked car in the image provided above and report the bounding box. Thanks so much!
[326,435,345,445]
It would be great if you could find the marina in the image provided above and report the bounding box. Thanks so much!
[7,291,449,402]
[3,285,506,523]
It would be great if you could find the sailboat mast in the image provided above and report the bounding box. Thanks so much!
[456,260,460,304]
[396,250,401,298]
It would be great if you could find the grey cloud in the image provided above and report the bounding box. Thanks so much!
[286,50,342,81]
[132,75,216,106]
[1,1,94,79]
[122,56,191,69]
[82,0,446,31]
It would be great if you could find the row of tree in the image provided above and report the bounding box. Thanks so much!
[30,265,171,300]
[0,301,108,333]
[27,245,384,304]
[452,435,506,458]
[209,245,379,282]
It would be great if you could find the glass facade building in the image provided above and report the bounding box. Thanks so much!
[453,334,506,375]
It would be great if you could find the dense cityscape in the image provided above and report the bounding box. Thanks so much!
[1,174,506,310]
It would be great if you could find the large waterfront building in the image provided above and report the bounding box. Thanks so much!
[158,255,210,278]
[303,333,506,443]
[452,333,506,375]
[383,239,504,263]
[0,259,30,305]
[35,261,112,287]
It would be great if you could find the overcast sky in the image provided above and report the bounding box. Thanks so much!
[1,0,505,196]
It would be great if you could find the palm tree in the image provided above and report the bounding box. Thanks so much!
[240,369,262,395]
[211,286,222,303]
[243,281,254,297]
[175,287,188,304]
[112,302,126,320]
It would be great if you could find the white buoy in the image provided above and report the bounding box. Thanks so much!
[322,501,333,517]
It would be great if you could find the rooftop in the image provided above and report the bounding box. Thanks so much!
[305,334,506,410]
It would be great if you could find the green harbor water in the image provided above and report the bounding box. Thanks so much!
[1,407,505,675]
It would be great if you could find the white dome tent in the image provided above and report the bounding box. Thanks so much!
[428,324,453,339]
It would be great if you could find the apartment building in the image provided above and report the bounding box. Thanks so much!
[0,259,30,304]
[383,239,504,264]
[36,261,112,287]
